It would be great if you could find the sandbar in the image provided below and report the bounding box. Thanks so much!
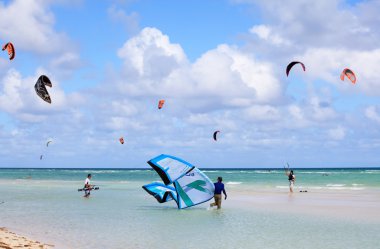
[0,227,54,249]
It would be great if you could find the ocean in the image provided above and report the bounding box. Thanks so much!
[0,168,379,249]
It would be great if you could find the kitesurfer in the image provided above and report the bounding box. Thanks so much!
[210,177,227,209]
[286,170,296,193]
[84,174,93,198]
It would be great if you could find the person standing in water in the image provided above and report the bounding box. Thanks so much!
[286,170,296,193]
[84,174,93,197]
[210,177,227,209]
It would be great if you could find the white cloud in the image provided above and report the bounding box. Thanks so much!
[0,68,71,122]
[98,27,347,143]
[192,44,283,104]
[300,48,380,95]
[186,114,215,126]
[50,52,82,70]
[307,96,337,121]
[117,27,187,78]
[328,126,346,140]
[236,0,380,50]
[49,52,83,78]
[104,116,147,131]
[250,25,291,46]
[365,106,380,124]
[0,69,24,113]
[0,0,71,54]
[244,105,281,121]
[107,5,140,34]
[114,28,284,114]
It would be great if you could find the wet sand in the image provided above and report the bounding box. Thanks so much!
[226,187,380,223]
[0,228,54,249]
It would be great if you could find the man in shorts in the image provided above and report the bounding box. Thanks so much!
[210,177,227,209]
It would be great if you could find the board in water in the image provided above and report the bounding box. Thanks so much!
[77,187,99,192]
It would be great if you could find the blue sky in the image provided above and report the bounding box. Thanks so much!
[0,0,380,168]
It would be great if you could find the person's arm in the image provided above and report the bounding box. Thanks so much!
[223,189,227,200]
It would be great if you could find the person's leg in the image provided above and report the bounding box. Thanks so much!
[210,195,217,207]
[289,181,293,193]
[216,194,222,209]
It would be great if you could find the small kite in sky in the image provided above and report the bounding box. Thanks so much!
[158,100,165,109]
[2,42,15,60]
[340,68,356,84]
[213,131,220,141]
[35,75,52,104]
[286,61,305,77]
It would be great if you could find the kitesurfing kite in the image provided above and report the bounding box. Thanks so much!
[2,42,15,60]
[284,162,290,174]
[286,61,305,77]
[46,140,52,147]
[340,68,356,84]
[213,131,220,141]
[40,155,43,160]
[119,137,124,144]
[142,154,215,209]
[34,75,52,104]
[158,100,165,109]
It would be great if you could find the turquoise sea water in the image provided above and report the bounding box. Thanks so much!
[0,168,379,249]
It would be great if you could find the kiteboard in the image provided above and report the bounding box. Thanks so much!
[77,186,99,192]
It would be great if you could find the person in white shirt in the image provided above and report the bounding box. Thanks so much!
[84,174,93,197]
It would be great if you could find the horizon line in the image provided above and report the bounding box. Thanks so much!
[0,167,379,170]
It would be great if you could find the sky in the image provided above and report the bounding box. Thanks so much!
[0,0,380,168]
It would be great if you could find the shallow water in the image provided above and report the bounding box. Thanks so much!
[0,168,379,249]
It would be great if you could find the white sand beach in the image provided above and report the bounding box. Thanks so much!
[0,227,53,249]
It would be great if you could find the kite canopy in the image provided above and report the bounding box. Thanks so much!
[142,182,177,203]
[173,168,215,209]
[2,42,15,60]
[286,61,305,77]
[143,154,214,209]
[147,154,194,185]
[46,141,52,147]
[340,68,356,84]
[34,75,52,104]
[119,137,124,144]
[158,100,165,109]
[213,131,220,141]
